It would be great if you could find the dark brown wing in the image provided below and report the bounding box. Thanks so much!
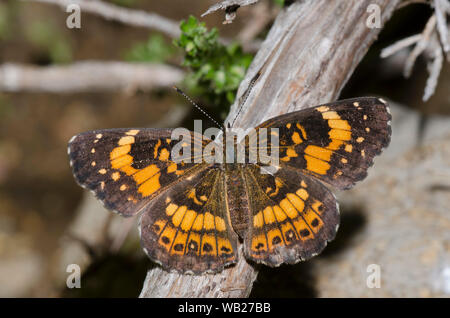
[68,128,210,217]
[139,167,239,274]
[242,164,339,266]
[246,97,391,189]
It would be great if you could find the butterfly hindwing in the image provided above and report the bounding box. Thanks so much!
[241,164,339,266]
[250,97,391,189]
[139,166,239,274]
[68,128,209,217]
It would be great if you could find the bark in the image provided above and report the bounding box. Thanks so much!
[140,0,400,298]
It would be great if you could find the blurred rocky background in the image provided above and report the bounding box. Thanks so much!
[0,0,449,297]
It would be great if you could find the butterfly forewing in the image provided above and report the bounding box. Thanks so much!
[68,128,211,217]
[247,97,391,190]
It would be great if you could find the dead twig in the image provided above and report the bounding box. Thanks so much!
[0,62,184,93]
[380,34,422,58]
[22,0,181,38]
[404,14,437,78]
[381,0,450,101]
[423,33,444,100]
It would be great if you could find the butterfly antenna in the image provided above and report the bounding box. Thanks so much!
[173,86,223,129]
[230,72,260,128]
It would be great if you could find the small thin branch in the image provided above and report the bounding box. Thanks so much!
[22,0,181,38]
[423,33,444,100]
[202,0,260,24]
[404,14,437,77]
[0,62,184,93]
[380,33,422,58]
[381,0,450,101]
[434,0,450,55]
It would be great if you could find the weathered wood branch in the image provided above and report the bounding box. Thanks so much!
[140,0,400,298]
[22,0,181,38]
[0,62,184,93]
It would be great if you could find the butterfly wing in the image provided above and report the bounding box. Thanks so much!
[247,97,391,189]
[238,97,390,265]
[68,128,210,217]
[139,167,239,274]
[69,128,238,273]
[242,164,339,266]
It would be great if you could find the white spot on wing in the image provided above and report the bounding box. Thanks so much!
[378,98,387,105]
[69,135,77,144]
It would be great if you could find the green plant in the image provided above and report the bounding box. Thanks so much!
[175,16,253,115]
[124,34,174,63]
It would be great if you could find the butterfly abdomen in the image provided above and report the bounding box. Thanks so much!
[224,164,250,239]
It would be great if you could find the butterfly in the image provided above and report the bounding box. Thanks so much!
[68,97,391,274]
